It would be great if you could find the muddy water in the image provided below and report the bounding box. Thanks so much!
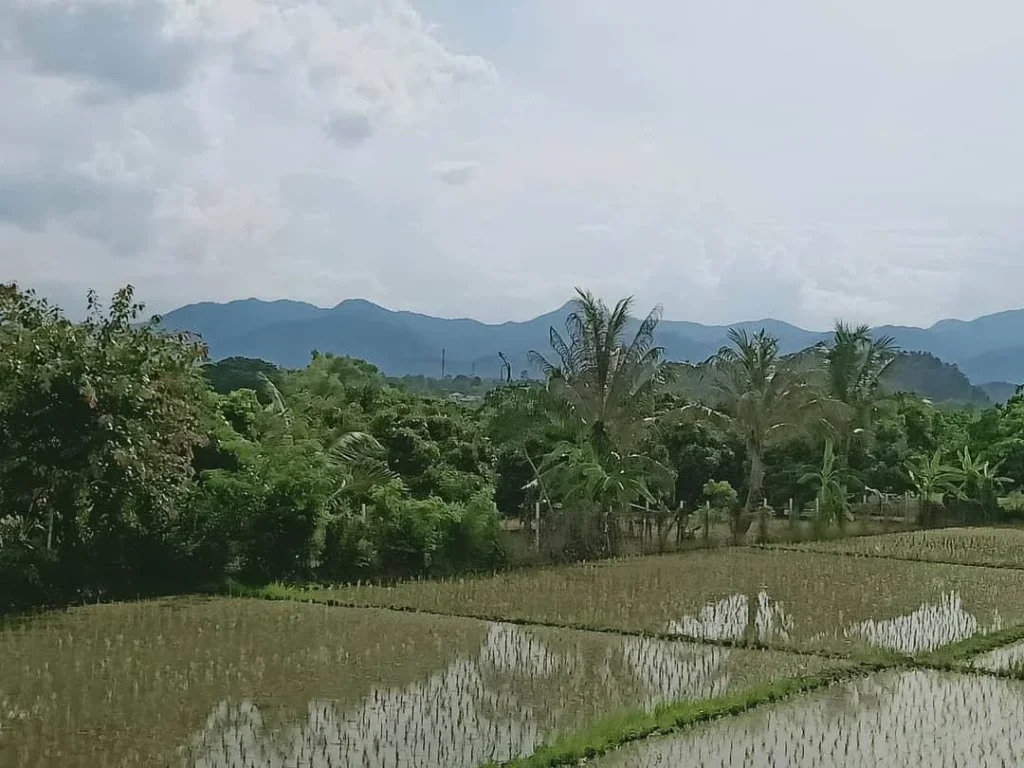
[596,669,1024,768]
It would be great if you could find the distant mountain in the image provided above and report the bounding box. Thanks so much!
[979,381,1020,404]
[880,352,990,405]
[156,297,1024,390]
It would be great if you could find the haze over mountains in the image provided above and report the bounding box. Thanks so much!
[158,297,1024,395]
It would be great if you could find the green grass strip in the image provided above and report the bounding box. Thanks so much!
[477,664,877,768]
[917,623,1024,668]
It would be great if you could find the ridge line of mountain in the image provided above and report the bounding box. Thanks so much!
[156,296,1024,397]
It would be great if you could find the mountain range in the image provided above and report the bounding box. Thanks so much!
[157,297,1024,399]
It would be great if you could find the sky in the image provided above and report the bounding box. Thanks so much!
[2,0,1024,328]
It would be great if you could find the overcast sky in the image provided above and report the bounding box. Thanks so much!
[2,0,1023,328]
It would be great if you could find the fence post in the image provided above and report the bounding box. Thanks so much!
[534,501,541,553]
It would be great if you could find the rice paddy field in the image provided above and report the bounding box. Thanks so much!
[0,598,835,768]
[6,527,1024,767]
[308,548,1024,655]
[594,670,1024,768]
[768,526,1024,569]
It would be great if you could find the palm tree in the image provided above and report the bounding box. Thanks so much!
[527,289,666,458]
[526,289,673,553]
[823,322,898,463]
[686,329,831,542]
[905,450,964,526]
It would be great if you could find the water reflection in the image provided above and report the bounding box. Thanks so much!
[842,592,1000,654]
[667,590,794,644]
[181,623,735,768]
[596,670,1024,767]
[973,639,1024,673]
[667,589,1000,654]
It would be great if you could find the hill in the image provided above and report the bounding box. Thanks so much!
[156,296,1024,390]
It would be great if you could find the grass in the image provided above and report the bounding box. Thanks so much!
[294,548,1024,655]
[767,526,1024,569]
[483,664,873,768]
[0,596,841,768]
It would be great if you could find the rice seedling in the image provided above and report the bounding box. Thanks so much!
[305,549,1023,655]
[0,597,833,768]
[769,527,1024,568]
[593,669,1024,767]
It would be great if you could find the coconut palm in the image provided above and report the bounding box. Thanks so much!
[823,322,898,462]
[526,289,674,553]
[685,328,833,542]
[527,288,666,458]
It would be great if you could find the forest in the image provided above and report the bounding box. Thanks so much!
[3,282,1024,612]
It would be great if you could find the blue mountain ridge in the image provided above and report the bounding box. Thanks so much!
[156,297,1024,392]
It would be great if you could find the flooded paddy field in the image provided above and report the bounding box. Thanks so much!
[770,527,1024,569]
[0,597,834,768]
[313,549,1024,655]
[594,669,1024,768]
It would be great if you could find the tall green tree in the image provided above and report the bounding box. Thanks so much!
[687,329,833,542]
[823,321,897,464]
[0,284,209,596]
[526,289,673,555]
[527,289,666,458]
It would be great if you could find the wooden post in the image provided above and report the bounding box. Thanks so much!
[788,497,795,527]
[534,501,541,553]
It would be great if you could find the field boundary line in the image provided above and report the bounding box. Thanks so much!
[752,543,1024,571]
[476,663,882,768]
[916,623,1024,668]
[225,583,856,662]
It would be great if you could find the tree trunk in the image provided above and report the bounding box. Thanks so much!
[736,445,764,544]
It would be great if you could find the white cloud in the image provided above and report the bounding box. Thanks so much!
[2,0,1024,327]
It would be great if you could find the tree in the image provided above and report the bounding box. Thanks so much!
[686,329,832,543]
[800,439,854,532]
[956,446,1009,522]
[527,289,666,458]
[526,289,674,555]
[0,284,209,597]
[823,322,897,465]
[700,480,738,542]
[905,450,964,526]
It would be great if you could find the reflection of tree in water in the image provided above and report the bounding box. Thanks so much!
[666,590,794,645]
[182,623,731,768]
[600,670,1024,768]
[842,592,999,654]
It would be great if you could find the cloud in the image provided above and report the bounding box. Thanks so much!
[4,0,197,96]
[3,0,1024,329]
[324,110,374,147]
[432,161,479,186]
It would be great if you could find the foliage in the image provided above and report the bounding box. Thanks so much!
[0,284,209,605]
[683,329,836,542]
[5,281,1024,612]
[905,450,965,526]
[799,440,853,531]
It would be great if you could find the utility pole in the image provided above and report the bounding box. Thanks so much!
[441,348,446,378]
